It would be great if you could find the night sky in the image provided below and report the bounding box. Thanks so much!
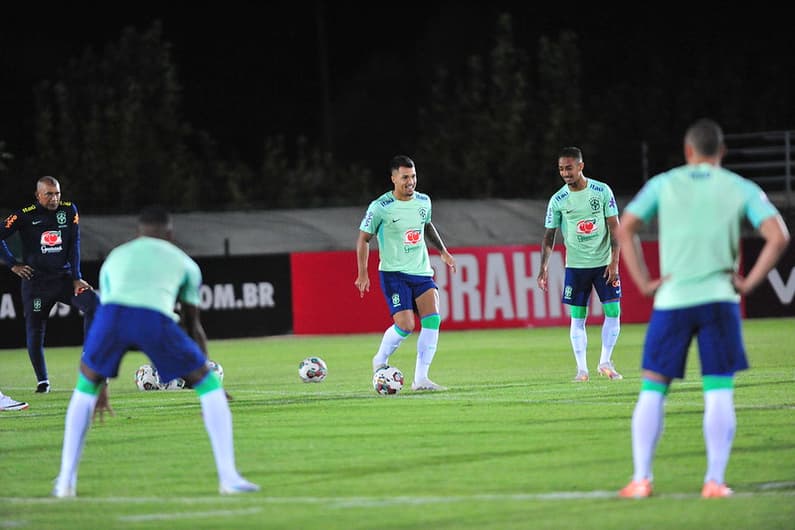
[2,3,793,188]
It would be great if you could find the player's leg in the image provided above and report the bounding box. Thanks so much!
[563,268,590,381]
[69,286,100,340]
[412,282,445,390]
[54,304,123,498]
[596,270,623,378]
[619,307,691,498]
[372,272,414,371]
[22,280,51,392]
[53,363,104,497]
[697,302,746,498]
[153,316,258,494]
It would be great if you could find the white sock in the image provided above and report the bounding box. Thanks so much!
[56,390,99,490]
[200,388,240,485]
[569,318,587,372]
[372,325,409,370]
[703,389,735,484]
[631,390,665,482]
[415,327,439,381]
[599,316,620,365]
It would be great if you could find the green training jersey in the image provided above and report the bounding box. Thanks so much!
[99,236,202,321]
[544,177,619,268]
[359,191,434,276]
[626,163,780,309]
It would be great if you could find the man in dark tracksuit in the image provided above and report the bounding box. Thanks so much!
[0,176,99,393]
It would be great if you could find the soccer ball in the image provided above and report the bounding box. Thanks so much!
[134,364,161,391]
[162,377,186,390]
[372,365,404,395]
[298,356,328,383]
[208,360,224,381]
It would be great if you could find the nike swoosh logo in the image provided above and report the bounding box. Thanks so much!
[32,220,42,225]
[391,219,400,223]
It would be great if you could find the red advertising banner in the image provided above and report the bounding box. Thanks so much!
[290,243,660,334]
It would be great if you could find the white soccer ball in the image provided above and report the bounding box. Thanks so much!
[372,365,404,395]
[208,360,224,381]
[298,356,328,383]
[134,364,161,391]
[162,377,186,390]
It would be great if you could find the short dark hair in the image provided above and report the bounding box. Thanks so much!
[390,155,415,173]
[138,205,171,227]
[558,147,583,162]
[685,118,724,156]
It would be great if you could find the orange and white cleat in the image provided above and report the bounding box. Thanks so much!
[598,362,623,380]
[618,479,652,499]
[701,480,733,498]
[572,370,590,382]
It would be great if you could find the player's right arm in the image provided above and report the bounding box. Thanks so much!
[537,228,556,292]
[355,230,372,297]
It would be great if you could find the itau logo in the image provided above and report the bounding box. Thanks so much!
[576,219,597,235]
[403,229,421,245]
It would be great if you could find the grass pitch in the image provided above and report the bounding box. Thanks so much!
[1,318,793,529]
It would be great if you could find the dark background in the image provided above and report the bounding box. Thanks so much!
[2,3,793,204]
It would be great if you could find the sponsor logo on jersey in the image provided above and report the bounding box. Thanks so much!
[576,218,598,235]
[40,230,63,254]
[362,211,374,228]
[404,229,421,245]
[4,214,17,229]
[74,212,79,224]
[22,204,36,213]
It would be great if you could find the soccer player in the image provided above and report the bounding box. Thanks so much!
[537,147,623,382]
[616,119,790,499]
[355,155,456,391]
[0,389,29,411]
[52,206,259,497]
[0,176,99,393]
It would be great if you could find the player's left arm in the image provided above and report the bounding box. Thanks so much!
[425,221,456,273]
[68,204,93,295]
[605,214,620,283]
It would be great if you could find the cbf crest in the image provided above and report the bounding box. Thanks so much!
[589,197,601,212]
[418,207,427,221]
[391,293,401,307]
[56,210,67,225]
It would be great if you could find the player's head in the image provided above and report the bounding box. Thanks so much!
[35,176,61,210]
[557,147,584,186]
[684,118,726,161]
[390,155,417,199]
[138,205,174,241]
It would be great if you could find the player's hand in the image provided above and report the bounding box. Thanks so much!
[93,381,115,424]
[11,264,34,280]
[537,271,548,292]
[637,276,667,297]
[603,265,619,285]
[355,275,370,298]
[73,279,93,296]
[442,251,457,273]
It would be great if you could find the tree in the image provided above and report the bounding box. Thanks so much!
[31,21,230,213]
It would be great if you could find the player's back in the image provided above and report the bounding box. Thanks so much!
[645,163,772,308]
[99,236,200,320]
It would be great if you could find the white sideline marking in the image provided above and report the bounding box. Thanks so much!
[118,507,262,522]
[2,482,793,510]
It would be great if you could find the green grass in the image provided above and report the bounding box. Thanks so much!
[1,318,793,529]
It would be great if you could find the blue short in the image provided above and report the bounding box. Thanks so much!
[379,271,437,315]
[82,304,206,383]
[642,302,748,379]
[562,266,621,306]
